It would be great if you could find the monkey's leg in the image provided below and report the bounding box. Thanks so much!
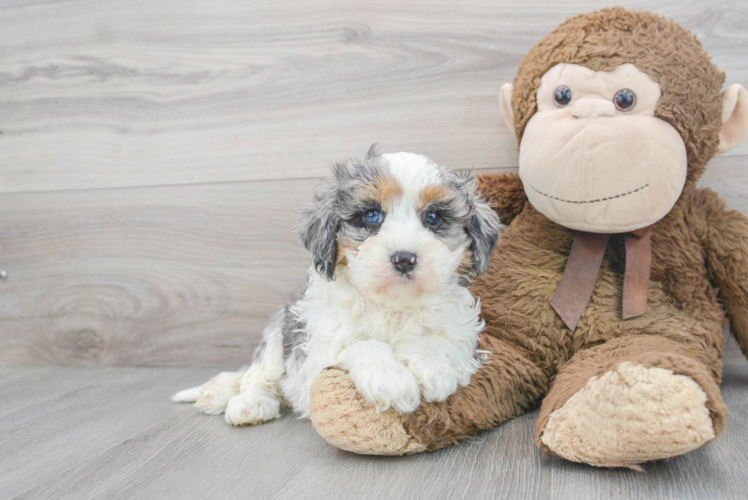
[309,335,549,455]
[535,335,727,467]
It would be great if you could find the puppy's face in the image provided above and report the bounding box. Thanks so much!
[300,150,502,308]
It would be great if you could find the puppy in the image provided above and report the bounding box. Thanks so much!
[172,148,502,425]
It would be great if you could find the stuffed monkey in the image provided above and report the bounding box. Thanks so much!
[307,8,748,467]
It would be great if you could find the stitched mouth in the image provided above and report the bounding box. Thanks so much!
[530,183,649,204]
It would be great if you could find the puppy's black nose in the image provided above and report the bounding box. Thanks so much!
[391,252,417,274]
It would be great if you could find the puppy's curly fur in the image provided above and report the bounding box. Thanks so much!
[172,150,502,425]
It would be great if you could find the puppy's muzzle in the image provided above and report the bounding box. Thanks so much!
[391,252,417,275]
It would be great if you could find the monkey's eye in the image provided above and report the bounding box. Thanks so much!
[363,209,383,225]
[614,89,636,111]
[553,86,573,107]
[424,211,441,227]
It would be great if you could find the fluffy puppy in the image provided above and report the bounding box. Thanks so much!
[172,148,502,425]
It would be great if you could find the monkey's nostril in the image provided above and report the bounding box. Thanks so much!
[391,252,417,275]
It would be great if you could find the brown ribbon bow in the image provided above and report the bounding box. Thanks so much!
[550,226,652,331]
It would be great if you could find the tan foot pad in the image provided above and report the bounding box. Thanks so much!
[541,362,715,467]
[309,368,427,455]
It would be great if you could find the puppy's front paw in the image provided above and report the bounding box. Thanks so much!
[348,362,421,414]
[400,355,458,402]
[225,392,281,426]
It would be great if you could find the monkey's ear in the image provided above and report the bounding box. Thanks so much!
[717,84,748,154]
[499,83,515,133]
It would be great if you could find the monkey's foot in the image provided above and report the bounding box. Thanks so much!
[539,362,715,467]
[309,368,427,455]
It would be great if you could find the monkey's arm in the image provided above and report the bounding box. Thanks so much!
[699,189,748,357]
[309,334,549,454]
[477,172,527,226]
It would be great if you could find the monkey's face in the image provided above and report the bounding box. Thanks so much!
[518,63,687,233]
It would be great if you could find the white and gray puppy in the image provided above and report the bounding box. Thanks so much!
[173,148,502,425]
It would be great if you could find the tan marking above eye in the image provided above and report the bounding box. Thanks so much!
[376,175,402,206]
[418,184,450,210]
[358,175,402,208]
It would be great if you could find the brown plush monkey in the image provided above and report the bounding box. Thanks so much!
[307,8,748,467]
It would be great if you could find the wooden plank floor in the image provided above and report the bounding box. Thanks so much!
[2,336,747,500]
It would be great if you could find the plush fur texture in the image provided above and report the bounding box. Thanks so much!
[309,368,427,455]
[311,173,746,462]
[510,7,724,186]
[173,151,502,425]
[308,8,748,467]
[517,62,689,233]
[540,362,715,467]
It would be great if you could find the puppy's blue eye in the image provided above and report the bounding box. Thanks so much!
[364,209,383,224]
[424,211,441,226]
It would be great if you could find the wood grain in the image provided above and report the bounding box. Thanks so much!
[0,155,745,368]
[1,0,747,193]
[1,336,747,499]
[0,179,310,367]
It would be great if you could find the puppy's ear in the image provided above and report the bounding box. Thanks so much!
[462,174,503,276]
[365,143,380,159]
[298,177,340,280]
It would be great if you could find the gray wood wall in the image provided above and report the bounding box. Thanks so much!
[1,0,746,367]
